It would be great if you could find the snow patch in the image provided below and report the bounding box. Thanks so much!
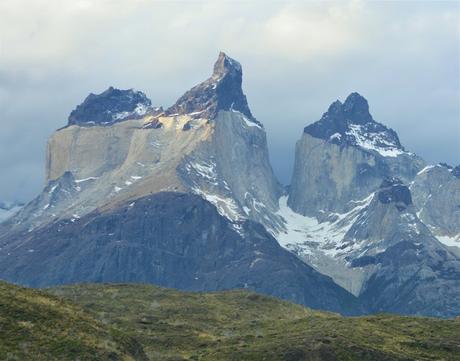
[346,124,404,157]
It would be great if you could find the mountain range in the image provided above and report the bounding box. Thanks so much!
[0,52,459,318]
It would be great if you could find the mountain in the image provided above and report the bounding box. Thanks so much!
[1,56,458,318]
[0,53,358,315]
[275,93,460,317]
[0,281,146,360]
[288,92,425,217]
[0,201,23,223]
[2,52,282,236]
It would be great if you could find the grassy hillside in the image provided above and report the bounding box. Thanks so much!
[0,281,146,361]
[49,284,460,361]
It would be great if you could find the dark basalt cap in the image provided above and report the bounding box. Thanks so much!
[165,52,260,126]
[377,177,412,211]
[452,165,460,179]
[342,92,373,124]
[68,87,153,126]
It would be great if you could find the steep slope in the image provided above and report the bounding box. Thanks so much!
[0,201,23,223]
[0,192,361,315]
[0,281,146,361]
[410,163,460,251]
[49,283,460,361]
[277,176,460,317]
[288,93,425,217]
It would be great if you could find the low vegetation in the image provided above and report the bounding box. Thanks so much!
[50,283,460,361]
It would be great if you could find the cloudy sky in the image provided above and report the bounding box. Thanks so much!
[0,0,459,202]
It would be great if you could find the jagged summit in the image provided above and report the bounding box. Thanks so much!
[165,52,260,126]
[304,92,404,158]
[212,51,242,80]
[68,87,160,126]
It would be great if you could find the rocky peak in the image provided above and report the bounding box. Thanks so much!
[342,92,373,124]
[452,165,460,178]
[165,52,260,126]
[212,51,242,80]
[303,92,404,157]
[377,177,412,211]
[68,87,159,126]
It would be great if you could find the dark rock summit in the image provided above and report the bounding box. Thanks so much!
[377,177,412,210]
[304,92,403,154]
[452,165,460,178]
[166,52,260,126]
[68,87,159,126]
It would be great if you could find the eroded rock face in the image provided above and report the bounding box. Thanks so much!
[0,192,362,316]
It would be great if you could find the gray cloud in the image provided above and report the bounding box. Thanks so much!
[0,0,458,201]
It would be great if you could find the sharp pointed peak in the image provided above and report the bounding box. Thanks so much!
[212,51,242,79]
[165,52,256,122]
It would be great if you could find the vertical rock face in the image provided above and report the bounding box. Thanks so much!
[288,93,425,217]
[410,164,460,249]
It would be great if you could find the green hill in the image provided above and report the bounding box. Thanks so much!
[0,281,146,361]
[49,283,460,361]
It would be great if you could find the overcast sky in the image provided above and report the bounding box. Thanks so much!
[0,0,459,202]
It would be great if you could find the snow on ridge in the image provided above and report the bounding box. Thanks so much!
[416,165,436,176]
[329,133,342,141]
[346,124,404,158]
[75,176,99,183]
[191,187,242,222]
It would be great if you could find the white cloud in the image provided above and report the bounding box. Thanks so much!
[0,0,458,201]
